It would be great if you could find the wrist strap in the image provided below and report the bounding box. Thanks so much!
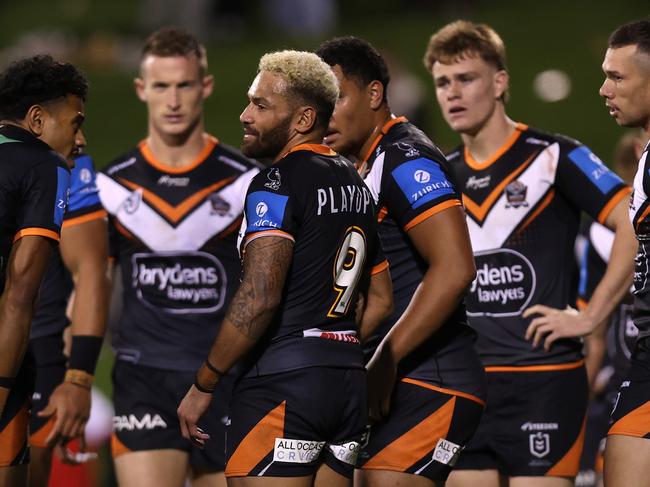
[205,360,226,378]
[69,335,103,375]
[194,377,215,394]
[65,369,93,390]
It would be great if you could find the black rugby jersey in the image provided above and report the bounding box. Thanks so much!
[0,124,70,292]
[30,155,106,341]
[97,136,260,371]
[629,140,650,337]
[577,220,635,386]
[448,123,629,366]
[237,144,386,377]
[360,117,482,395]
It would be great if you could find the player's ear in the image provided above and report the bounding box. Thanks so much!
[202,74,214,99]
[134,77,146,102]
[368,80,384,110]
[25,104,46,136]
[295,106,317,134]
[494,69,509,102]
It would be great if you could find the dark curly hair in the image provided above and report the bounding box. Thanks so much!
[316,36,390,102]
[0,55,88,121]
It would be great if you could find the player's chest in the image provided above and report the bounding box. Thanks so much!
[455,148,557,227]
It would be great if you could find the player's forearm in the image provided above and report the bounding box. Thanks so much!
[196,280,280,390]
[583,331,606,387]
[0,296,32,379]
[584,222,636,331]
[383,260,473,363]
[196,236,293,390]
[359,269,394,343]
[69,260,109,338]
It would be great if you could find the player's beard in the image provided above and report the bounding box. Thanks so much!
[242,116,292,160]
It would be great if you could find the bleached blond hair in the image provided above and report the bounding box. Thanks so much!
[259,50,339,129]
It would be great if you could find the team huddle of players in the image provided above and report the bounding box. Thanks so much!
[0,15,649,487]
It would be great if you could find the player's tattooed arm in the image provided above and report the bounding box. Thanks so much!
[227,236,293,339]
[196,236,294,389]
[179,236,293,447]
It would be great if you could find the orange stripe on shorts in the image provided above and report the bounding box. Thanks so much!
[0,401,29,466]
[362,397,456,472]
[29,417,55,448]
[608,400,650,438]
[225,400,286,477]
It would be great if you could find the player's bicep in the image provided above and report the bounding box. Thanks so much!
[4,236,54,306]
[60,217,109,277]
[407,204,475,276]
[241,236,294,306]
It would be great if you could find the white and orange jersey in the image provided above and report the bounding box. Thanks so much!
[448,123,630,366]
[97,135,260,371]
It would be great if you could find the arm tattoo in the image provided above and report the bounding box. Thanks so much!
[226,236,293,340]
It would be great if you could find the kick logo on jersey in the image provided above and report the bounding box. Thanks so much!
[504,180,529,208]
[132,251,227,314]
[467,249,536,317]
[392,158,454,209]
[245,191,288,233]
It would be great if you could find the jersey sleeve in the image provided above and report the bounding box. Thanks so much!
[15,158,70,242]
[576,226,604,309]
[369,236,388,275]
[380,146,462,231]
[555,143,630,224]
[241,166,298,249]
[63,155,106,227]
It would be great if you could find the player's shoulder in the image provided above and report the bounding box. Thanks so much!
[102,146,142,178]
[71,154,97,177]
[522,125,584,154]
[382,121,446,166]
[211,140,263,173]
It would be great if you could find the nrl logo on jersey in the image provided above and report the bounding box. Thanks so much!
[466,175,491,190]
[264,168,281,190]
[396,142,419,158]
[504,180,529,208]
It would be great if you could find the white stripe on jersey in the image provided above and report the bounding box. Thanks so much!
[630,146,650,226]
[97,168,257,252]
[467,142,560,252]
[363,151,385,204]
